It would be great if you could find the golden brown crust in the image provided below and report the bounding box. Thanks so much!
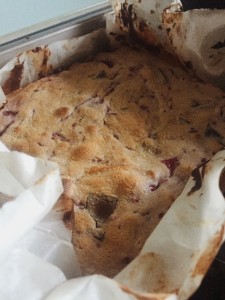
[0,45,225,277]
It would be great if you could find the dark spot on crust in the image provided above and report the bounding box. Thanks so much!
[2,111,18,117]
[149,183,160,191]
[158,212,165,219]
[189,127,198,133]
[0,121,14,136]
[121,256,133,265]
[52,132,70,142]
[158,67,169,84]
[104,84,117,96]
[100,60,114,68]
[191,100,200,107]
[113,133,120,140]
[96,70,107,79]
[140,104,150,112]
[205,124,223,141]
[178,116,190,124]
[140,210,151,217]
[211,40,225,49]
[87,194,118,223]
[201,158,208,164]
[129,65,142,74]
[63,211,73,230]
[3,62,24,94]
[92,229,105,241]
[184,60,193,70]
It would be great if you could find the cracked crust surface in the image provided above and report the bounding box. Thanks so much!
[0,44,225,277]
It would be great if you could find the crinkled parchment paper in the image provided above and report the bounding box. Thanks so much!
[0,29,110,98]
[110,0,174,50]
[0,5,225,300]
[111,0,225,88]
[0,141,65,299]
[115,150,225,299]
[162,4,225,89]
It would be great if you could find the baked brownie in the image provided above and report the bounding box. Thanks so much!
[0,44,224,277]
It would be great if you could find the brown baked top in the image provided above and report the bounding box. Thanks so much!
[0,44,224,277]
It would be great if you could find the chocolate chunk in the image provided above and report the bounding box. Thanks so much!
[87,194,118,223]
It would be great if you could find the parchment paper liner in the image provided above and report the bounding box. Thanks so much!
[110,0,225,88]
